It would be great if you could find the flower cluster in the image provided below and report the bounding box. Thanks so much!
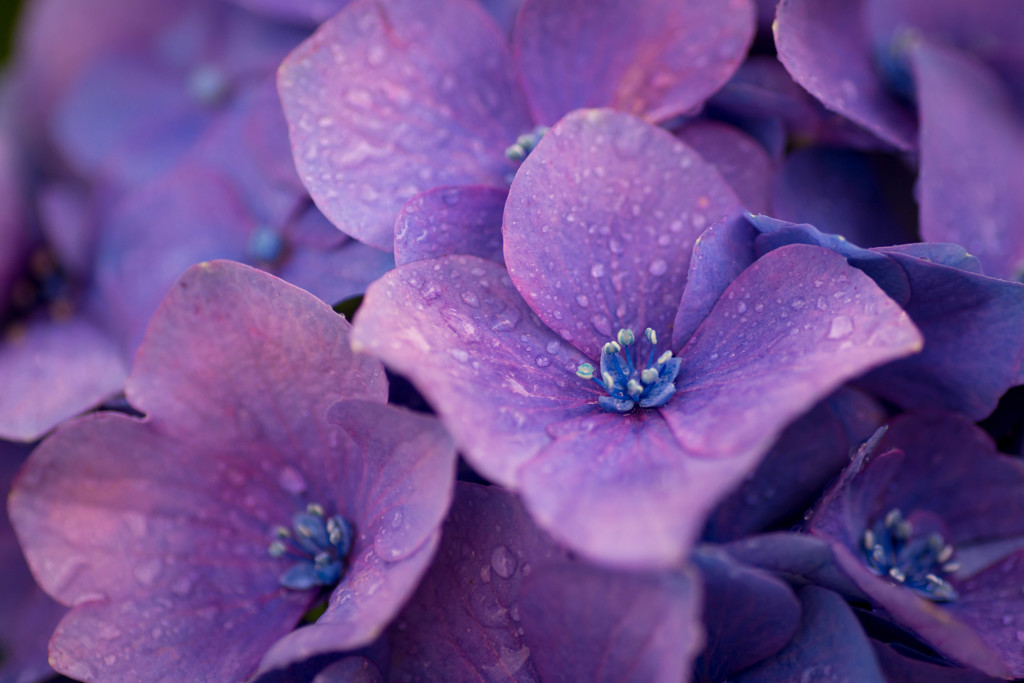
[2,0,1024,681]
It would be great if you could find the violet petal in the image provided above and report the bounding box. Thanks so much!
[514,0,755,124]
[504,108,739,357]
[278,0,531,250]
[394,185,508,266]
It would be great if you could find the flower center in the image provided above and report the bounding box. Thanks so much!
[5,247,75,338]
[861,508,959,602]
[505,125,550,163]
[188,63,231,107]
[576,327,680,413]
[268,503,354,591]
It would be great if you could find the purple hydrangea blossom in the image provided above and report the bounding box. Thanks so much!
[353,108,923,568]
[278,0,756,249]
[806,413,1024,677]
[8,261,456,681]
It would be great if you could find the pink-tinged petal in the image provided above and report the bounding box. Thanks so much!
[734,586,887,682]
[775,0,917,150]
[353,256,594,486]
[127,261,387,435]
[675,120,773,214]
[394,185,508,266]
[514,0,755,124]
[48,590,305,683]
[386,483,569,682]
[519,411,752,568]
[913,40,1024,281]
[504,109,740,357]
[278,0,532,250]
[0,315,127,442]
[663,244,922,465]
[771,146,918,249]
[671,211,757,350]
[520,563,702,683]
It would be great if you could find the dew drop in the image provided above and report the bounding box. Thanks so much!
[545,340,561,354]
[449,349,469,363]
[591,263,606,278]
[490,546,518,579]
[575,294,589,307]
[277,466,307,495]
[133,558,163,586]
[827,315,854,339]
[535,355,551,367]
[649,259,667,276]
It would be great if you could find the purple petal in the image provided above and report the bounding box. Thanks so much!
[479,0,525,36]
[0,315,127,442]
[514,0,755,124]
[693,547,801,680]
[386,483,569,682]
[662,244,922,467]
[52,56,209,187]
[704,386,886,541]
[127,261,388,434]
[873,642,1000,683]
[9,412,314,682]
[278,0,532,250]
[775,0,917,150]
[722,533,868,599]
[770,146,918,248]
[394,185,508,266]
[676,120,773,214]
[858,251,1024,419]
[520,410,754,567]
[733,586,887,682]
[352,256,595,486]
[671,211,757,349]
[913,40,1024,281]
[520,563,702,682]
[0,442,64,683]
[504,108,740,357]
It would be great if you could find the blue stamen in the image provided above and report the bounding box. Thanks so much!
[575,327,679,413]
[505,125,550,162]
[269,502,354,591]
[861,508,958,602]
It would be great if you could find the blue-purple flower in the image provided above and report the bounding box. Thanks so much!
[353,108,922,568]
[9,261,456,681]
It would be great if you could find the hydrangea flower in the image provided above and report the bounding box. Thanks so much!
[806,413,1024,677]
[9,261,456,681]
[278,0,756,248]
[353,108,922,568]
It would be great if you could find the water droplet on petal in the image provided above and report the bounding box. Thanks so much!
[827,315,854,339]
[278,466,307,495]
[649,259,667,276]
[490,546,517,579]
